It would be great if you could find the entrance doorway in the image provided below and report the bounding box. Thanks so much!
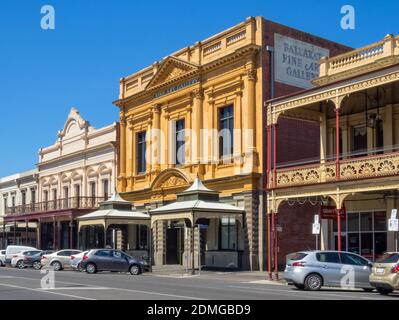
[166,228,183,265]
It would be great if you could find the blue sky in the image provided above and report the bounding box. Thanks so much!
[0,0,398,177]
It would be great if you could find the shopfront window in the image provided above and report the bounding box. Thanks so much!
[136,225,148,250]
[334,210,387,261]
[219,217,237,250]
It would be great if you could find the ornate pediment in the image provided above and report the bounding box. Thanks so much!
[146,56,199,90]
[159,174,188,189]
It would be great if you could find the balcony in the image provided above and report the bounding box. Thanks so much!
[275,150,399,188]
[314,34,399,86]
[5,196,105,216]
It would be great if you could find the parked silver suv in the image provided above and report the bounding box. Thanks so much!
[284,250,374,291]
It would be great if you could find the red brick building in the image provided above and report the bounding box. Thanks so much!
[261,19,351,272]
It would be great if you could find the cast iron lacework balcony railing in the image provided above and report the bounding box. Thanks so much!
[274,147,399,188]
[5,196,105,216]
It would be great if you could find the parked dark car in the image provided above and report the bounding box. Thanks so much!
[24,250,54,270]
[82,249,148,275]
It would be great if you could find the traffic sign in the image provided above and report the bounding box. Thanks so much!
[391,209,397,220]
[312,223,321,235]
[388,219,399,232]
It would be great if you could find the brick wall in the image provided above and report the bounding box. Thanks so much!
[277,201,321,266]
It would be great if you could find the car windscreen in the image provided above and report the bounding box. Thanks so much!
[376,253,399,263]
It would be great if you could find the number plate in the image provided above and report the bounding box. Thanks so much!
[376,268,385,274]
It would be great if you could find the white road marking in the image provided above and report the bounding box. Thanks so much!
[42,287,109,290]
[0,283,96,300]
[229,285,338,300]
[229,285,387,300]
[0,274,205,300]
[106,287,207,300]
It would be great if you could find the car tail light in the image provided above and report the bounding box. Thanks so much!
[71,256,75,260]
[391,264,399,273]
[12,255,18,258]
[292,261,306,267]
[41,256,47,261]
[82,255,89,261]
[23,256,28,262]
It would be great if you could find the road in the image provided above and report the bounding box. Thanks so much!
[0,267,398,300]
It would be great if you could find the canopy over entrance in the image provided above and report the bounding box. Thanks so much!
[150,177,244,226]
[78,192,150,231]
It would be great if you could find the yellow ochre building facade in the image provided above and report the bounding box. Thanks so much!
[113,17,350,270]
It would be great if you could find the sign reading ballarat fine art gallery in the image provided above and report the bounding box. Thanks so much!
[274,34,330,89]
[154,78,199,99]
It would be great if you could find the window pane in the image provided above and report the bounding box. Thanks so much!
[360,233,373,258]
[360,212,373,231]
[374,211,386,231]
[374,232,387,258]
[176,120,185,165]
[347,213,359,232]
[219,105,234,157]
[347,233,360,255]
[137,131,147,173]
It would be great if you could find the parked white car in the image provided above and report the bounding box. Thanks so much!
[5,246,37,264]
[0,250,6,266]
[11,250,42,268]
[41,249,82,271]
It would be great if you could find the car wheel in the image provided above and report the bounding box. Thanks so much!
[362,288,374,292]
[51,261,62,271]
[77,262,84,272]
[129,264,141,275]
[376,287,393,295]
[16,260,25,269]
[86,263,97,274]
[32,261,42,270]
[294,283,305,290]
[304,274,323,291]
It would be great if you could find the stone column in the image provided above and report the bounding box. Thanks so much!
[119,116,127,191]
[152,105,161,172]
[192,89,203,166]
[243,190,259,271]
[244,65,256,153]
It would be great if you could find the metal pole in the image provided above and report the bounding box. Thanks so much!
[198,225,201,276]
[267,212,272,279]
[148,225,152,273]
[316,234,318,251]
[191,226,195,275]
[13,221,16,245]
[25,220,28,246]
[274,213,279,280]
[396,231,398,252]
[69,219,73,249]
[337,209,341,251]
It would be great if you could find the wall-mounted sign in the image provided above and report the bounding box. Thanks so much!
[274,34,330,89]
[319,205,346,220]
[154,78,199,99]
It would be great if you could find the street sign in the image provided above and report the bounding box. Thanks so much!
[314,214,319,224]
[312,223,321,235]
[391,209,397,220]
[388,219,399,232]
